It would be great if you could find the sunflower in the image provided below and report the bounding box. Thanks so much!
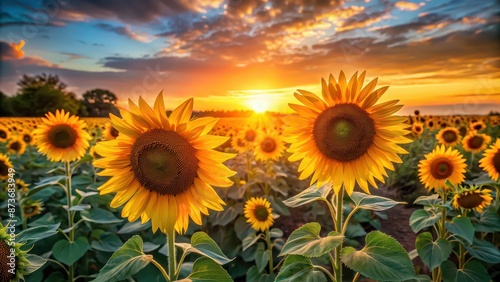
[7,137,27,155]
[23,199,44,218]
[231,134,248,153]
[254,131,286,161]
[418,145,467,192]
[20,131,34,145]
[103,122,120,140]
[0,154,13,181]
[411,122,424,137]
[244,197,274,232]
[452,185,493,213]
[93,93,235,234]
[0,125,10,142]
[462,131,491,153]
[33,110,91,162]
[242,126,258,145]
[426,119,436,130]
[479,139,500,181]
[0,223,30,282]
[436,127,461,147]
[283,71,410,194]
[470,121,486,132]
[15,179,30,195]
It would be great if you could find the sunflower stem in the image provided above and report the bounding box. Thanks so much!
[17,190,27,230]
[152,259,170,282]
[167,229,177,280]
[264,159,271,196]
[65,161,75,282]
[265,228,274,274]
[333,189,344,282]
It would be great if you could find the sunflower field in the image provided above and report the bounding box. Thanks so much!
[1,71,499,282]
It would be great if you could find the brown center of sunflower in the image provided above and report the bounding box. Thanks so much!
[473,124,483,131]
[415,125,422,133]
[48,124,78,149]
[442,130,458,143]
[430,158,453,179]
[313,104,375,162]
[458,126,467,137]
[260,137,276,153]
[130,129,198,196]
[0,161,9,177]
[24,206,37,216]
[493,151,500,174]
[245,130,256,142]
[0,240,16,282]
[467,136,484,149]
[110,126,119,137]
[23,134,32,143]
[456,192,484,209]
[0,130,6,139]
[428,121,434,127]
[9,142,20,152]
[253,205,269,221]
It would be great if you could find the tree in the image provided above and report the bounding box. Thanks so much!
[80,89,118,117]
[10,73,81,116]
[0,91,14,116]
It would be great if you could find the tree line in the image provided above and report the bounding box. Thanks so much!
[0,73,118,117]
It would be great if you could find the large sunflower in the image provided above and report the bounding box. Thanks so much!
[452,185,493,213]
[254,131,286,161]
[244,197,274,232]
[33,110,91,162]
[94,93,235,234]
[283,71,410,194]
[418,145,467,192]
[436,127,461,147]
[7,137,27,155]
[0,223,30,282]
[479,139,500,181]
[0,153,13,181]
[462,131,491,153]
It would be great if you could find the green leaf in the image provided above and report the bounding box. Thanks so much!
[445,216,475,245]
[409,209,441,233]
[211,204,240,227]
[246,265,276,282]
[117,220,151,234]
[441,260,490,282]
[473,207,500,232]
[27,175,67,197]
[268,196,290,216]
[75,189,98,199]
[68,204,92,211]
[341,231,416,281]
[92,235,150,282]
[465,238,500,263]
[91,232,124,252]
[255,243,271,273]
[16,223,60,245]
[279,222,343,258]
[269,228,284,238]
[185,232,233,265]
[242,233,262,252]
[413,194,441,206]
[177,257,232,282]
[24,254,47,275]
[350,192,406,211]
[52,237,90,266]
[275,255,326,282]
[415,232,452,270]
[80,207,123,224]
[283,184,331,208]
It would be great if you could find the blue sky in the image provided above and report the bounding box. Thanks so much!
[1,0,498,114]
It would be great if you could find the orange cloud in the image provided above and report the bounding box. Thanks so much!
[395,1,424,11]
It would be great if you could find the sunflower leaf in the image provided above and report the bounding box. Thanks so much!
[16,223,60,245]
[52,237,90,266]
[255,243,271,273]
[464,238,500,263]
[274,255,327,282]
[185,232,233,265]
[441,259,490,282]
[176,257,232,282]
[350,192,406,211]
[415,232,452,270]
[283,184,331,208]
[246,265,276,282]
[24,254,47,275]
[80,207,123,224]
[341,231,416,281]
[242,232,263,252]
[92,235,150,282]
[445,216,475,245]
[279,222,343,258]
[409,209,441,233]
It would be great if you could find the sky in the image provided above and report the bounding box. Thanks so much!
[0,0,499,115]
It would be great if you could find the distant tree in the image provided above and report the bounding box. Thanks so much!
[80,89,118,117]
[10,73,81,116]
[0,91,14,116]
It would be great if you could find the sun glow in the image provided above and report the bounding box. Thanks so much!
[246,96,270,113]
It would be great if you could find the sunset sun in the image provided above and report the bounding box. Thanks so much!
[246,97,270,113]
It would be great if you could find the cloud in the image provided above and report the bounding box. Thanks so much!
[61,52,88,60]
[0,40,25,59]
[394,1,424,11]
[96,23,155,42]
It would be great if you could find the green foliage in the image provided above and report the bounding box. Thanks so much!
[177,257,233,282]
[349,192,406,211]
[275,255,327,282]
[415,232,452,270]
[80,88,118,117]
[445,216,475,244]
[441,260,490,282]
[52,237,91,266]
[341,231,416,281]
[409,208,442,233]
